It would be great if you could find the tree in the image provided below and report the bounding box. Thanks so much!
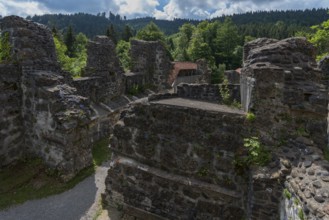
[172,23,195,61]
[215,18,241,69]
[122,25,133,42]
[179,23,195,42]
[187,31,213,62]
[53,31,88,77]
[64,25,75,57]
[309,19,329,60]
[109,11,115,21]
[136,22,165,42]
[116,40,131,71]
[106,24,117,44]
[174,33,190,61]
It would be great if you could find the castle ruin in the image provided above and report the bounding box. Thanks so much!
[1,16,329,219]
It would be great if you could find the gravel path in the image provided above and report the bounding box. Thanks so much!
[0,163,111,220]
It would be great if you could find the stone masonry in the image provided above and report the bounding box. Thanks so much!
[130,39,172,91]
[78,35,125,103]
[104,100,249,220]
[104,37,329,220]
[0,16,93,180]
[241,37,329,219]
[0,64,24,165]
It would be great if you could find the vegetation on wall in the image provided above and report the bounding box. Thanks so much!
[243,137,270,166]
[0,32,11,63]
[116,40,131,71]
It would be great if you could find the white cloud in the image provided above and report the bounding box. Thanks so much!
[0,0,50,17]
[114,0,160,18]
[154,0,329,20]
[0,0,328,19]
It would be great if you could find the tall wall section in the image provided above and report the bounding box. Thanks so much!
[0,64,24,165]
[130,39,172,91]
[0,16,93,180]
[242,37,329,220]
[81,36,125,103]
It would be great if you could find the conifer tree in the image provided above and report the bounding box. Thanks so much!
[64,25,75,57]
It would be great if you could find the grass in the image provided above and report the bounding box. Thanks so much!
[92,138,111,166]
[323,148,329,162]
[0,137,111,210]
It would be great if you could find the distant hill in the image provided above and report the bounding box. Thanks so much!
[29,8,329,39]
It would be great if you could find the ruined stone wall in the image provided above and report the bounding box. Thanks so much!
[123,72,147,94]
[177,83,240,103]
[82,36,124,103]
[130,39,172,91]
[242,37,329,219]
[21,69,92,180]
[0,64,24,166]
[224,70,240,84]
[72,77,101,102]
[104,102,249,219]
[0,16,93,180]
[242,37,327,148]
[0,16,59,71]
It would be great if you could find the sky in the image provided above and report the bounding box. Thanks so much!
[1,0,329,20]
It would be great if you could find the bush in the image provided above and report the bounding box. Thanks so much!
[244,137,270,166]
[246,112,256,122]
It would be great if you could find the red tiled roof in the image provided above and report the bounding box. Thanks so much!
[235,68,242,74]
[168,62,198,85]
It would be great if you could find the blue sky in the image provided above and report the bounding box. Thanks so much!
[1,0,329,20]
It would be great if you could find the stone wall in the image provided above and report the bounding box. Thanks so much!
[72,77,101,102]
[104,102,250,219]
[0,16,59,71]
[224,70,240,84]
[242,37,329,219]
[21,69,92,180]
[242,37,327,148]
[103,37,329,220]
[123,72,147,94]
[0,64,24,166]
[177,83,240,104]
[0,16,93,180]
[130,39,172,91]
[82,36,125,103]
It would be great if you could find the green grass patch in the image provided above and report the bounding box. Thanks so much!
[0,137,111,210]
[92,138,111,166]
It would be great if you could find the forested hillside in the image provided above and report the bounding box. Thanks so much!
[30,8,329,39]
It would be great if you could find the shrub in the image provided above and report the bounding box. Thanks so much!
[0,32,12,62]
[246,112,256,122]
[244,137,270,166]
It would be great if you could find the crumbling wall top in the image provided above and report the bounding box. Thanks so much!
[84,35,124,77]
[244,37,317,68]
[0,16,58,69]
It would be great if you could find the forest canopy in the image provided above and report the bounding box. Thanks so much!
[35,8,329,78]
